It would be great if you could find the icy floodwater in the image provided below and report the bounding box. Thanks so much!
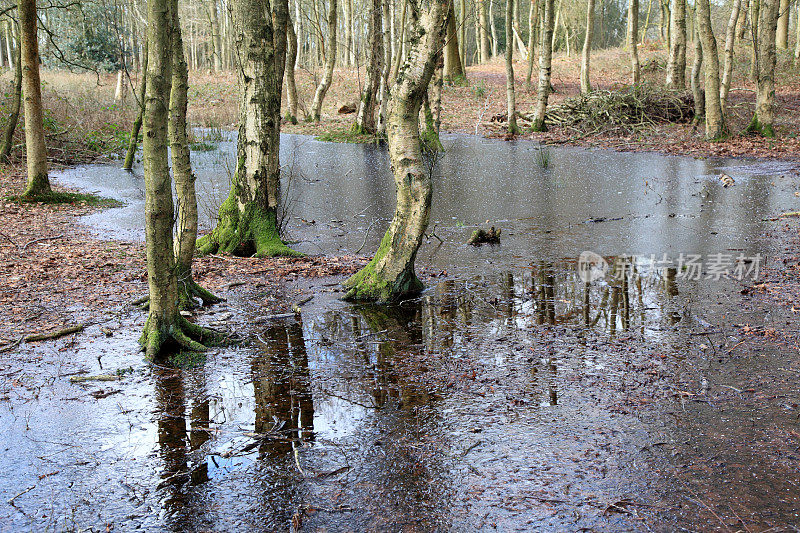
[2,133,799,531]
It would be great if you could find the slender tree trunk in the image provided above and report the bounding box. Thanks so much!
[749,0,760,81]
[458,0,466,64]
[531,0,554,131]
[4,21,13,69]
[355,0,384,133]
[344,0,448,302]
[512,0,526,57]
[628,0,641,84]
[720,0,743,112]
[444,1,465,80]
[19,0,50,198]
[748,0,779,136]
[344,0,353,66]
[737,0,750,40]
[580,0,595,94]
[169,0,219,309]
[795,3,800,62]
[665,0,686,88]
[310,0,337,120]
[505,0,519,132]
[377,0,392,134]
[490,0,499,57]
[479,0,492,61]
[696,0,726,140]
[525,0,539,88]
[285,15,299,124]
[691,19,705,123]
[124,39,148,171]
[391,0,409,80]
[210,0,222,72]
[0,41,22,163]
[198,0,297,256]
[776,0,789,48]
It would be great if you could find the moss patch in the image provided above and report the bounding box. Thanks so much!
[317,126,384,144]
[7,191,123,207]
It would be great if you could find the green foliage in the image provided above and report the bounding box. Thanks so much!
[84,121,130,155]
[447,74,469,87]
[472,80,487,99]
[7,191,122,206]
[168,351,207,369]
[317,127,384,144]
[535,145,551,169]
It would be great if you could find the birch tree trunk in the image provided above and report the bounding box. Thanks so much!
[344,0,353,66]
[580,0,595,94]
[285,15,299,124]
[140,0,219,360]
[665,0,686,89]
[505,0,519,132]
[210,0,222,72]
[124,39,148,171]
[458,0,466,64]
[377,0,392,134]
[690,22,705,123]
[696,0,726,140]
[169,0,219,308]
[444,1,465,80]
[197,0,298,257]
[776,0,789,48]
[720,0,743,112]
[531,0,554,131]
[355,0,384,133]
[749,0,759,81]
[748,0,780,136]
[19,0,51,199]
[525,0,539,88]
[628,0,641,85]
[490,0,499,57]
[0,40,21,163]
[344,0,448,302]
[310,0,337,120]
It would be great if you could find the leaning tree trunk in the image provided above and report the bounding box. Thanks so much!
[531,0,554,131]
[355,0,384,133]
[776,0,789,49]
[748,0,780,136]
[505,0,519,132]
[169,0,220,309]
[525,0,539,88]
[124,39,148,171]
[665,0,686,89]
[690,22,705,124]
[696,0,726,140]
[343,0,448,302]
[0,41,22,163]
[309,0,337,121]
[628,0,641,85]
[285,14,299,124]
[580,0,595,94]
[720,0,743,112]
[140,0,219,360]
[197,0,297,257]
[443,1,465,81]
[19,0,51,199]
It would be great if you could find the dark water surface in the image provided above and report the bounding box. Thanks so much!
[2,134,800,531]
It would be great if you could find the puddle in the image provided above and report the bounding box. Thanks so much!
[3,134,800,530]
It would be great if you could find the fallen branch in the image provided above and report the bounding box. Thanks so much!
[21,234,65,251]
[24,324,84,343]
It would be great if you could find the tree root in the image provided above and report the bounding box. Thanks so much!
[139,314,228,362]
[177,278,223,309]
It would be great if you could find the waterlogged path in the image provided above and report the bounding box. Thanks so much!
[2,134,800,531]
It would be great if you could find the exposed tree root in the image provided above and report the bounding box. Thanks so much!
[139,314,227,362]
[177,277,222,309]
[343,239,424,303]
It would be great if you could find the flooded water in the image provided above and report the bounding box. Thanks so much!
[3,134,800,531]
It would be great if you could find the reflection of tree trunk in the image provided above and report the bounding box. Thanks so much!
[155,369,190,515]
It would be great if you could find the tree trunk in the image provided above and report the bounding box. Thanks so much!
[377,0,392,134]
[19,0,51,199]
[210,0,222,72]
[696,0,726,140]
[140,0,218,360]
[580,0,595,94]
[505,0,519,132]
[628,0,641,84]
[737,0,750,40]
[444,1,465,80]
[309,0,337,120]
[285,15,299,124]
[531,0,554,131]
[344,0,448,302]
[458,0,466,64]
[391,0,408,80]
[776,0,789,48]
[795,3,800,62]
[665,0,686,89]
[4,21,13,69]
[690,21,705,123]
[198,0,298,257]
[344,0,353,66]
[355,0,384,133]
[720,0,743,112]
[526,0,539,88]
[748,0,780,136]
[479,0,492,61]
[749,0,760,81]
[169,0,220,309]
[0,41,22,163]
[124,39,148,171]
[490,0,499,57]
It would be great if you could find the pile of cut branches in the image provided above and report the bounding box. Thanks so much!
[544,85,694,135]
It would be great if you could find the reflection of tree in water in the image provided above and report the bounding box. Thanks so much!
[153,367,212,531]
